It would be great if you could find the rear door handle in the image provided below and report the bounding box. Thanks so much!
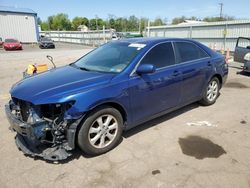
[172,70,181,77]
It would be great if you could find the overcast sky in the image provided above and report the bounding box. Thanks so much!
[0,0,250,21]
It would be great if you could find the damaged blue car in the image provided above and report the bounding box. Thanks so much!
[5,38,228,161]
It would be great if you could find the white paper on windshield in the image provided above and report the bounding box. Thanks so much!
[128,43,146,50]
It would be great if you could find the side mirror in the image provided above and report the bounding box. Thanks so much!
[247,46,250,49]
[136,64,155,75]
[244,53,250,61]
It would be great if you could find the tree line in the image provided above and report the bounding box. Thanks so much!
[39,13,235,32]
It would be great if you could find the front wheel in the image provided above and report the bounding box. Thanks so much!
[77,106,123,156]
[200,77,220,106]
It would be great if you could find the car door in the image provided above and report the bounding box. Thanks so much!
[173,41,212,104]
[234,37,250,63]
[128,42,182,124]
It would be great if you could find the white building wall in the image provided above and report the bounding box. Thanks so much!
[0,12,38,43]
[146,20,250,51]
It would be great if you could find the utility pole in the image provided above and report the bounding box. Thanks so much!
[147,20,150,37]
[139,18,141,33]
[219,3,223,18]
[95,15,98,30]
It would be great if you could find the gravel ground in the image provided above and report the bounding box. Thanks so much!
[0,43,250,188]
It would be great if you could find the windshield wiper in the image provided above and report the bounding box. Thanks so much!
[79,67,90,71]
[70,63,90,71]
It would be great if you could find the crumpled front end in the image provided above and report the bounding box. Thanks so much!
[5,98,84,161]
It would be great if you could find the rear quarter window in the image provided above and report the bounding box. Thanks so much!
[174,42,209,63]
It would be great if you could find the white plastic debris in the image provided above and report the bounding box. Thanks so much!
[186,121,217,127]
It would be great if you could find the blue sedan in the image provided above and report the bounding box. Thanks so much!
[5,38,228,161]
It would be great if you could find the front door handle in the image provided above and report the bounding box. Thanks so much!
[207,61,212,66]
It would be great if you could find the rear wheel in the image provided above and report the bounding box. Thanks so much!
[77,106,123,156]
[200,77,220,106]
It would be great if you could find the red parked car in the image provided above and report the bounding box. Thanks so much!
[3,38,22,50]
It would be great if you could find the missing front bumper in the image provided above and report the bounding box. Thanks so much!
[15,134,72,161]
[5,102,83,161]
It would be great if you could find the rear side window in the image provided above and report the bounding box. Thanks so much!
[174,42,209,63]
[140,42,175,69]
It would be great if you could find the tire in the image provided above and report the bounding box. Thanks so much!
[77,106,123,156]
[200,77,220,106]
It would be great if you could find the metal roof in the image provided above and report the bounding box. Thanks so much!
[0,6,37,15]
[147,19,250,29]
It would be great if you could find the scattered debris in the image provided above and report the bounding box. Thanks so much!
[240,120,247,124]
[152,169,161,175]
[186,121,217,127]
[231,158,238,164]
[178,135,226,159]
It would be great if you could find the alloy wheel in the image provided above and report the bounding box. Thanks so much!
[88,114,118,149]
[206,80,218,102]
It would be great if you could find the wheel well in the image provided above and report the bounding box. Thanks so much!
[91,102,127,123]
[213,74,222,87]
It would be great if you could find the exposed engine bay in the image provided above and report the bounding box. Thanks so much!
[5,98,84,161]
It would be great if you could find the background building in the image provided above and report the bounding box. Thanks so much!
[0,6,39,43]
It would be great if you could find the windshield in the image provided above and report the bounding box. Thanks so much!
[74,42,145,73]
[5,39,18,43]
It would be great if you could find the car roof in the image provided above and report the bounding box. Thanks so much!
[119,37,199,46]
[117,37,218,58]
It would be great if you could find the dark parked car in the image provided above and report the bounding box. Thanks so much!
[5,38,228,161]
[39,37,55,49]
[0,37,3,48]
[234,37,250,72]
[3,38,22,50]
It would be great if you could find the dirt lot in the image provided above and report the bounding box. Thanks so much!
[0,43,250,188]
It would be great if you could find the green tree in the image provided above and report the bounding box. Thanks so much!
[89,19,97,30]
[152,17,165,26]
[97,18,105,29]
[72,16,89,30]
[140,18,149,32]
[203,16,235,22]
[40,21,49,31]
[171,16,198,25]
[52,13,72,30]
[109,18,116,29]
[127,15,139,31]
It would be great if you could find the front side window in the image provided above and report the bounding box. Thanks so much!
[74,42,144,73]
[140,42,175,69]
[174,42,209,63]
